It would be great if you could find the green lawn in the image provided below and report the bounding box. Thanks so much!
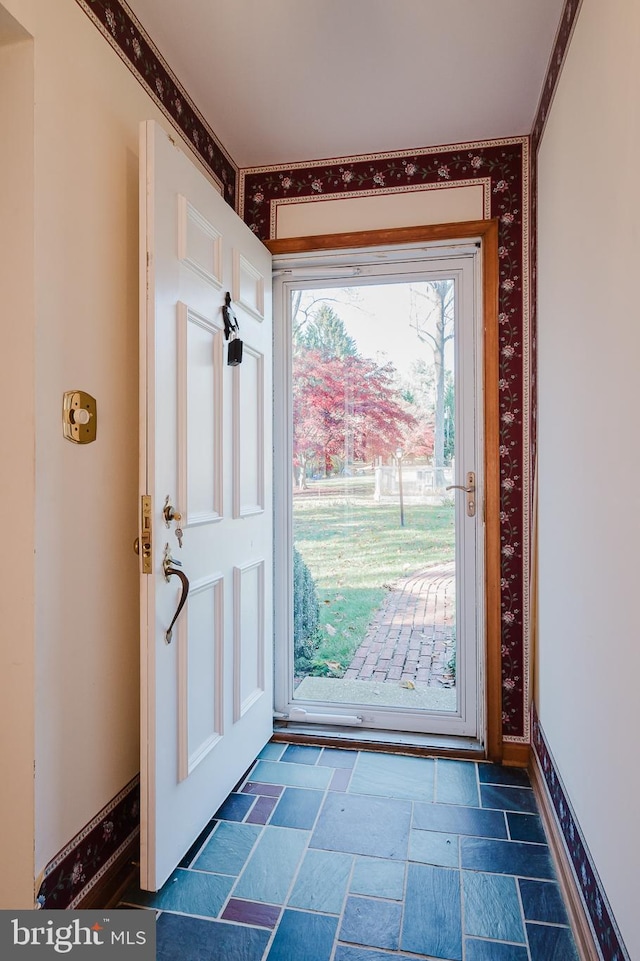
[293,479,455,673]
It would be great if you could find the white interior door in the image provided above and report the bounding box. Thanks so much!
[139,121,272,891]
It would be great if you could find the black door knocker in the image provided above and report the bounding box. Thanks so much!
[222,292,243,366]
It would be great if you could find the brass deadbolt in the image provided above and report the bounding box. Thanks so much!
[63,390,97,444]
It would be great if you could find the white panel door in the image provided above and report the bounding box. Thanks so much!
[139,121,272,891]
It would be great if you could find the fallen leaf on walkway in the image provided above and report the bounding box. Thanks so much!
[400,680,416,689]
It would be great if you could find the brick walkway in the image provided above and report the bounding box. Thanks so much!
[344,562,456,687]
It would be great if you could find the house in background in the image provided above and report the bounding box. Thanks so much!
[0,1,637,958]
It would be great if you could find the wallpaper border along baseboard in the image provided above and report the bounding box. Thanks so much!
[35,776,140,909]
[532,707,630,961]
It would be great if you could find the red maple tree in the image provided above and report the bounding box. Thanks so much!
[293,349,415,487]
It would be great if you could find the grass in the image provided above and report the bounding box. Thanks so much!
[293,478,455,673]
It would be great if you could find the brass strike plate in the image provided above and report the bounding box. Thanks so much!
[140,495,153,574]
[62,390,97,444]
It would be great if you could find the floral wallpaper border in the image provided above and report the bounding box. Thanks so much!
[239,139,531,742]
[75,0,237,204]
[532,708,630,961]
[36,776,140,910]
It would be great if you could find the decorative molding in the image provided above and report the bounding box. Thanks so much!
[232,345,265,519]
[232,249,265,322]
[177,303,224,527]
[268,178,492,239]
[245,138,530,741]
[74,0,237,203]
[178,574,225,781]
[233,560,266,722]
[532,707,630,961]
[178,195,223,289]
[35,776,140,909]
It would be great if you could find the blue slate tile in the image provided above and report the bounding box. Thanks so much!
[527,922,580,961]
[480,784,537,814]
[350,857,405,900]
[123,867,232,917]
[180,819,217,867]
[289,849,353,913]
[233,826,308,903]
[519,879,569,925]
[267,909,338,961]
[335,951,420,961]
[460,837,555,879]
[258,742,286,760]
[465,940,529,961]
[194,821,261,876]
[413,801,508,839]
[401,862,462,960]
[281,744,323,765]
[221,898,281,928]
[270,787,324,830]
[409,829,459,867]
[215,792,256,821]
[340,896,402,950]
[507,812,546,843]
[349,751,434,801]
[330,768,352,791]
[320,748,357,769]
[436,759,480,806]
[311,791,411,859]
[156,912,270,961]
[462,871,525,942]
[252,758,332,790]
[478,763,531,787]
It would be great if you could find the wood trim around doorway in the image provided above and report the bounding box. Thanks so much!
[267,220,502,762]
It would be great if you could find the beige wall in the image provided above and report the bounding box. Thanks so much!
[537,0,640,956]
[275,182,487,238]
[0,5,35,907]
[0,0,218,901]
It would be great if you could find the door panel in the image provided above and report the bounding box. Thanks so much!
[139,121,272,891]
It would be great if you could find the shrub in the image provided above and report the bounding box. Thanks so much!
[293,546,320,671]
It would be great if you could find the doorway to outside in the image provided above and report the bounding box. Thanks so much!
[272,229,499,746]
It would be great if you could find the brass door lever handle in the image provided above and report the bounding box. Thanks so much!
[162,546,189,644]
[446,471,476,517]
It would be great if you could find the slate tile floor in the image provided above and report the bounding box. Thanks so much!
[121,743,580,961]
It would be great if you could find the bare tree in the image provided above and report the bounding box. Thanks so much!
[409,281,454,487]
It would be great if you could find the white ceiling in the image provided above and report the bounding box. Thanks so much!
[125,0,565,169]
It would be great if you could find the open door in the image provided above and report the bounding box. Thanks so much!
[138,121,273,891]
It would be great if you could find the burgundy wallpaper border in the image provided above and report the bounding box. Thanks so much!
[36,776,140,910]
[75,0,237,205]
[532,708,630,961]
[239,138,531,742]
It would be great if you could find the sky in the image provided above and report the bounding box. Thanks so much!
[297,282,454,376]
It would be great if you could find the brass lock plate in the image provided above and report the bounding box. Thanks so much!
[62,390,97,444]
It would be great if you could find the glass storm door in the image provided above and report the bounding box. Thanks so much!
[273,244,484,740]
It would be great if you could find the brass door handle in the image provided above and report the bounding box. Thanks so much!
[446,471,476,517]
[163,548,189,644]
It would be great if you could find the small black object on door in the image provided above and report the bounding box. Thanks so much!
[222,291,243,366]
